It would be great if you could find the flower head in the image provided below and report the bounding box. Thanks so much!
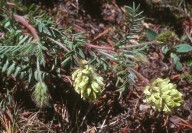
[72,60,104,101]
[32,82,50,108]
[144,78,183,113]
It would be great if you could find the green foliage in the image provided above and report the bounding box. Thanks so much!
[181,59,192,82]
[156,31,192,71]
[0,0,190,132]
[145,28,158,41]
[144,78,183,114]
[186,59,192,67]
[0,0,150,106]
[125,2,144,36]
[0,1,87,107]
[0,89,13,113]
[175,44,192,53]
[170,53,183,71]
[93,2,147,95]
[115,2,144,47]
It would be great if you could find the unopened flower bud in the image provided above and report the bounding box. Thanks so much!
[32,82,50,108]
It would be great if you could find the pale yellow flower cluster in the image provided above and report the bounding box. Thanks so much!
[72,62,104,101]
[144,78,183,113]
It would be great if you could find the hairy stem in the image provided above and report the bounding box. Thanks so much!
[13,14,39,43]
[128,67,149,85]
[84,43,114,51]
[119,41,155,49]
[47,37,70,52]
[97,50,117,60]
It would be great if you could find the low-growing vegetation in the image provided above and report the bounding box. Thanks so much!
[0,0,192,132]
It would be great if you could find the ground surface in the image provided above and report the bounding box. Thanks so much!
[1,0,192,132]
[46,0,192,132]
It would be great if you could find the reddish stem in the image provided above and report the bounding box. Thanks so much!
[84,43,114,51]
[177,123,192,129]
[6,2,16,7]
[13,14,39,43]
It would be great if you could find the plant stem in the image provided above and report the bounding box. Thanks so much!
[84,43,114,51]
[128,67,149,85]
[36,58,42,82]
[13,14,39,43]
[47,37,70,52]
[119,41,155,49]
[47,37,80,65]
[97,50,117,60]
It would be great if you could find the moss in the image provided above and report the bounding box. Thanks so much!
[156,31,178,45]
